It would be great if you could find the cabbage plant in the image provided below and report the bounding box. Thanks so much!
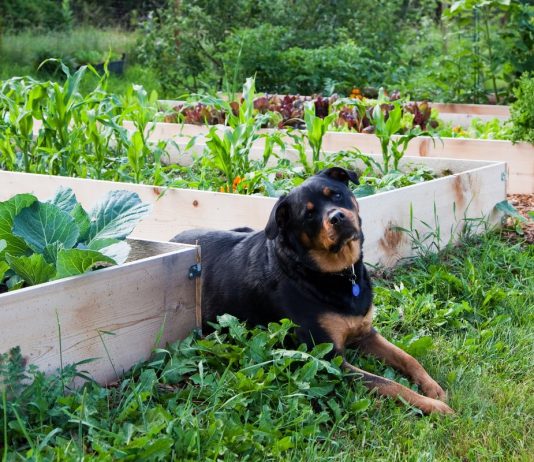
[0,187,150,292]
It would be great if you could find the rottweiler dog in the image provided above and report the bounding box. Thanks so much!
[172,167,453,414]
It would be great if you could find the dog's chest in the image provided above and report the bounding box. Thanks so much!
[318,305,374,350]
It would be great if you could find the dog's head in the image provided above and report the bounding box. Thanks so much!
[265,167,363,272]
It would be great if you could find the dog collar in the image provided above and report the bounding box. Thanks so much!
[349,264,361,297]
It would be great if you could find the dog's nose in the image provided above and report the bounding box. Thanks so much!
[329,210,346,226]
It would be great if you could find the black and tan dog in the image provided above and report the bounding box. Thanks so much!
[172,167,453,414]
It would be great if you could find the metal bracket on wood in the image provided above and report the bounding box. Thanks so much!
[188,263,202,280]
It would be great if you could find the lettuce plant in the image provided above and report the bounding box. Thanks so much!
[0,187,150,293]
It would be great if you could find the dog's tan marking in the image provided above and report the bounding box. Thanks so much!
[322,186,332,197]
[300,232,312,248]
[318,305,374,351]
[309,238,361,272]
[354,331,448,401]
[342,361,453,415]
[306,201,314,210]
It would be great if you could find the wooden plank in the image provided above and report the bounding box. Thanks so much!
[0,170,277,239]
[318,133,533,195]
[0,159,506,268]
[429,103,510,117]
[436,112,508,128]
[0,240,198,384]
[359,163,505,266]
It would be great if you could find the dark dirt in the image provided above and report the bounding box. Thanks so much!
[503,194,534,244]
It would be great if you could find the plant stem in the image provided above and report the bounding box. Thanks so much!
[483,14,500,105]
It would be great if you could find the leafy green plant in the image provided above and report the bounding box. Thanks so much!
[299,102,337,174]
[197,78,285,193]
[496,199,532,235]
[435,117,513,140]
[0,64,173,184]
[370,102,431,174]
[509,72,534,144]
[0,187,149,292]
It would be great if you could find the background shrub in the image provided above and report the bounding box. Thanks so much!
[509,72,534,143]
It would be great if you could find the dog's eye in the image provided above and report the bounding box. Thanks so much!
[332,192,343,201]
[305,210,314,219]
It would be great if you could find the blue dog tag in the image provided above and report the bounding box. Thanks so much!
[352,283,360,297]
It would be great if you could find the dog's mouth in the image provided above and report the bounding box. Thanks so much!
[328,230,361,253]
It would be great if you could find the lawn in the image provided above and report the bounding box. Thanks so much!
[0,27,162,96]
[2,231,532,461]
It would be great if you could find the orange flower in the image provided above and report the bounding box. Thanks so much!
[349,88,363,99]
[233,176,243,189]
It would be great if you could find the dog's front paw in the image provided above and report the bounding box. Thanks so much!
[418,397,454,415]
[421,378,448,402]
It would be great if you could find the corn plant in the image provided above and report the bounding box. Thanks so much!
[199,78,285,193]
[371,101,432,174]
[287,102,336,175]
[0,63,170,185]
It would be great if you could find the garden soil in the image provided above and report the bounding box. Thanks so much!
[506,194,534,244]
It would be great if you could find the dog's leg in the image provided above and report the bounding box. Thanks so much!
[342,360,453,415]
[354,328,448,402]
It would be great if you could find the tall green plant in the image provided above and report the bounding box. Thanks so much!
[0,64,169,184]
[446,0,513,104]
[371,102,429,174]
[304,103,336,171]
[509,72,534,144]
[200,78,284,193]
[288,103,336,175]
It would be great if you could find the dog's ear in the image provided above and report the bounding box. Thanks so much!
[265,195,290,240]
[319,167,359,185]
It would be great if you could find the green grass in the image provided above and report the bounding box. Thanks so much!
[0,27,136,68]
[0,26,162,96]
[1,232,533,460]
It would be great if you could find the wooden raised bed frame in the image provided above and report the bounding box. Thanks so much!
[0,155,505,268]
[0,235,200,385]
[429,102,509,126]
[0,158,505,379]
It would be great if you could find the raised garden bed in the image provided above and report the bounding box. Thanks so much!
[0,226,199,384]
[430,102,510,127]
[154,92,529,194]
[0,156,506,269]
[133,120,532,195]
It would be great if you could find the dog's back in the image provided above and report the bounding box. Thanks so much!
[171,228,284,327]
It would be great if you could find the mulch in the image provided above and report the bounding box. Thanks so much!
[503,194,534,244]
